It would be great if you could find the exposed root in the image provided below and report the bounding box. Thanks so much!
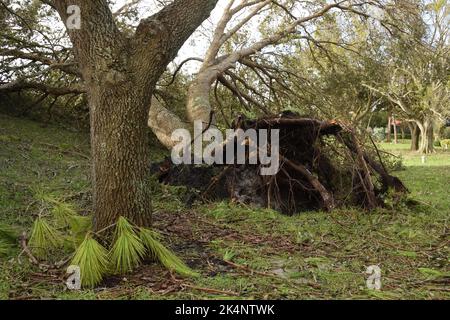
[153,113,408,214]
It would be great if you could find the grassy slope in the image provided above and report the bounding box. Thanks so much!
[0,114,448,300]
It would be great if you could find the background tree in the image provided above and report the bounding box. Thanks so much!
[364,0,450,153]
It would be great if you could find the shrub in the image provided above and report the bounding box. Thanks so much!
[372,127,386,142]
[0,223,19,257]
[441,139,450,150]
[442,127,450,139]
[385,154,404,171]
[434,139,442,147]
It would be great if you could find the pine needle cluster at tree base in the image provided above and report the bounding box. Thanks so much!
[69,217,197,288]
[19,194,194,288]
[71,235,109,288]
[110,217,146,273]
[139,228,199,278]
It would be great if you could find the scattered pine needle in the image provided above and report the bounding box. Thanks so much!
[52,202,77,227]
[29,217,62,259]
[0,223,18,244]
[140,228,198,278]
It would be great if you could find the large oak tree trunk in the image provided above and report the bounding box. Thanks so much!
[90,84,153,231]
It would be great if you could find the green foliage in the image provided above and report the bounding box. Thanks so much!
[32,192,92,250]
[223,250,236,262]
[418,268,450,280]
[440,139,450,149]
[71,235,109,288]
[0,240,12,257]
[33,189,59,204]
[28,217,62,259]
[69,216,197,282]
[140,228,198,278]
[433,139,441,147]
[110,217,146,273]
[381,153,404,171]
[442,128,450,139]
[0,224,19,258]
[372,127,386,142]
[396,250,417,258]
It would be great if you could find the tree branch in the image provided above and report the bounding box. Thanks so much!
[0,80,86,96]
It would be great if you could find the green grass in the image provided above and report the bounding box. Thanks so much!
[379,140,450,167]
[0,114,448,300]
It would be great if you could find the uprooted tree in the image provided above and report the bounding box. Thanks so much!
[0,0,425,224]
[154,113,408,214]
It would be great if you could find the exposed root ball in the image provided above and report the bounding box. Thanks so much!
[152,114,407,215]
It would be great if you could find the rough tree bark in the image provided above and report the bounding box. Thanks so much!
[50,0,218,231]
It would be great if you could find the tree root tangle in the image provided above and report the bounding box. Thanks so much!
[152,113,408,215]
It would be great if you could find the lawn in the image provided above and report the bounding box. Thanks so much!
[379,140,450,167]
[0,114,448,300]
